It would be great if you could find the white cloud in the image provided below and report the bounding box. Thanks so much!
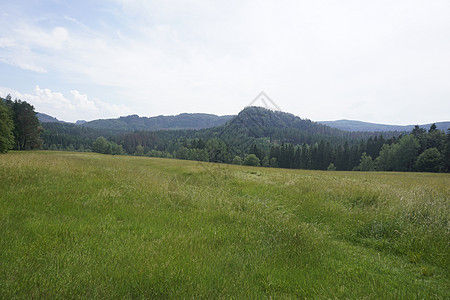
[0,0,449,124]
[0,86,133,122]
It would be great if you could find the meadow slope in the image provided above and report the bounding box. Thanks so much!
[0,151,449,298]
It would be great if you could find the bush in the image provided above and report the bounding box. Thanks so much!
[327,163,336,171]
[232,155,242,165]
[243,154,260,167]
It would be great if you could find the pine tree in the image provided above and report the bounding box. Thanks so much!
[0,99,14,153]
[5,98,41,150]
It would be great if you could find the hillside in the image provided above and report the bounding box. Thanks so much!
[209,106,379,147]
[1,152,448,298]
[36,112,65,123]
[81,113,234,131]
[221,106,344,136]
[319,119,450,132]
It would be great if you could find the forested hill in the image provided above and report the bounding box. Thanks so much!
[319,119,450,132]
[208,106,381,146]
[36,112,65,123]
[80,113,234,131]
[221,106,344,136]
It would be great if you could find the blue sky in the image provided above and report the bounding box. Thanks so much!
[1,0,449,124]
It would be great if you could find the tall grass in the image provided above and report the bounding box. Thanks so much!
[0,151,448,298]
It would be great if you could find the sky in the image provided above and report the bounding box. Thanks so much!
[0,0,449,124]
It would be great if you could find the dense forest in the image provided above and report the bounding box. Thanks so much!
[1,96,449,172]
[0,95,41,152]
[81,113,234,131]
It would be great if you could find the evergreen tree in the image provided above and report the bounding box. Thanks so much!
[5,98,41,150]
[323,142,333,170]
[349,145,361,170]
[327,163,336,171]
[269,157,278,168]
[261,156,270,167]
[293,147,301,169]
[249,144,264,161]
[309,144,319,170]
[299,143,309,169]
[0,100,14,153]
[428,123,437,132]
[135,145,145,156]
[444,129,450,172]
[269,145,281,165]
[206,138,229,163]
[354,152,374,171]
[342,142,350,170]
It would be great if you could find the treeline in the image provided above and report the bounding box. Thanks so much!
[242,125,449,172]
[86,124,449,173]
[39,109,450,173]
[2,95,448,172]
[40,122,127,151]
[0,95,41,152]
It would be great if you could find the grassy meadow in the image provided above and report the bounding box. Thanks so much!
[0,151,449,298]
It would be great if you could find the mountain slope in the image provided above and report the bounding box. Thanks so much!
[219,106,342,137]
[37,113,65,123]
[81,113,234,131]
[319,119,450,132]
[202,106,377,150]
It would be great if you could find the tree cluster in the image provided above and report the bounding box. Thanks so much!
[0,95,41,152]
[374,125,449,172]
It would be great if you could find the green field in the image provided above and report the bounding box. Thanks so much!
[1,151,449,298]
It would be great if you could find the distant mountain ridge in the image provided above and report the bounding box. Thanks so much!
[36,113,65,123]
[36,108,449,133]
[319,119,450,132]
[81,113,234,131]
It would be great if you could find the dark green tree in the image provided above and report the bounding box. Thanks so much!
[293,147,301,169]
[396,135,420,171]
[0,100,14,153]
[269,157,279,168]
[261,156,270,167]
[444,129,450,172]
[111,143,125,155]
[354,152,374,171]
[327,163,336,171]
[206,138,229,163]
[415,148,442,172]
[92,136,111,154]
[249,144,264,161]
[135,145,145,156]
[5,98,41,150]
[375,144,393,171]
[299,143,309,169]
[428,123,437,132]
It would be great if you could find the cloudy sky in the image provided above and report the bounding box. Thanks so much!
[1,0,449,124]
